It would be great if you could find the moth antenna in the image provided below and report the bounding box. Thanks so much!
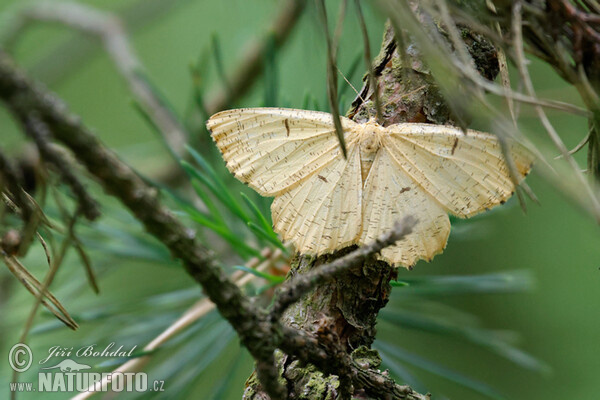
[336,65,372,120]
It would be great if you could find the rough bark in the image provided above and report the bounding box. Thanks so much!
[244,17,499,400]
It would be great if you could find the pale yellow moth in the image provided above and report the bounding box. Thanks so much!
[207,108,533,268]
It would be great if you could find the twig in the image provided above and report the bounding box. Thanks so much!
[352,360,431,400]
[2,1,189,157]
[22,113,100,221]
[0,148,32,221]
[556,127,592,159]
[3,0,186,86]
[270,216,416,320]
[204,0,307,115]
[52,186,99,293]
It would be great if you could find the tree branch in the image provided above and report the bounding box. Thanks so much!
[21,113,100,221]
[0,148,32,221]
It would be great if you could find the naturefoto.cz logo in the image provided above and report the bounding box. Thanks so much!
[8,343,165,394]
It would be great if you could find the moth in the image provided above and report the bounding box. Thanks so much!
[207,108,533,268]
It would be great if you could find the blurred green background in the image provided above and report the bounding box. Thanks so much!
[0,1,598,399]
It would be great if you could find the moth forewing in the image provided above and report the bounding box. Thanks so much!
[385,123,533,218]
[208,108,358,196]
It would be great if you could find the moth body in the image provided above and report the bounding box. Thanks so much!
[357,120,384,182]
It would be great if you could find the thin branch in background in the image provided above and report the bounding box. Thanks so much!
[556,127,592,159]
[354,0,383,124]
[204,0,307,115]
[2,0,188,86]
[466,78,589,116]
[1,1,189,158]
[23,113,100,221]
[0,149,32,221]
[157,0,307,183]
[316,0,348,158]
[52,186,99,294]
[270,216,416,321]
[210,33,232,103]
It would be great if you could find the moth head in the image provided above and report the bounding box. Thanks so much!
[358,121,383,154]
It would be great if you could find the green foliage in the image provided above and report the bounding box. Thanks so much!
[176,145,286,261]
[376,269,545,399]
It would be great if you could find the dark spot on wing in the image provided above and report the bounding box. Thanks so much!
[399,187,411,194]
[451,137,459,155]
[318,175,328,183]
[284,119,290,137]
